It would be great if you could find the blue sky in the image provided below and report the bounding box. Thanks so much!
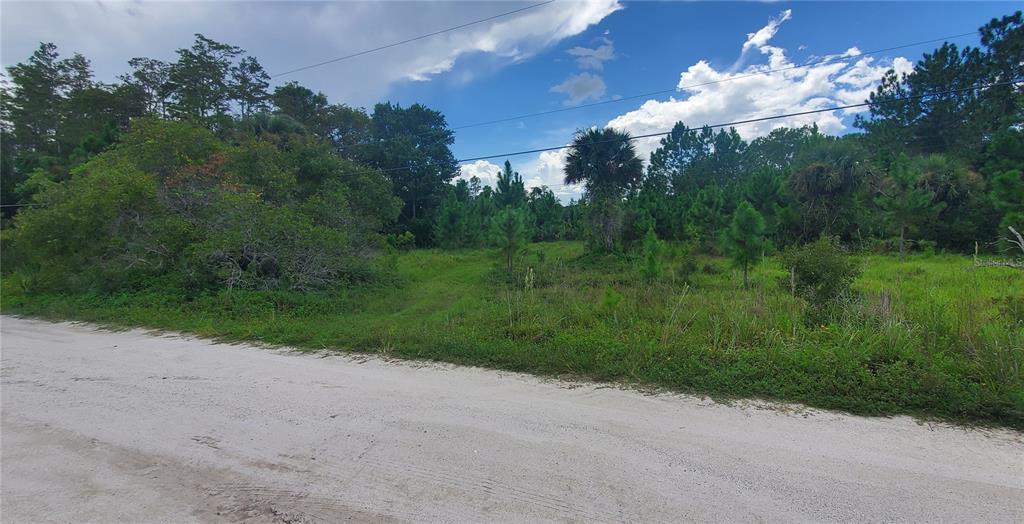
[2,1,1016,199]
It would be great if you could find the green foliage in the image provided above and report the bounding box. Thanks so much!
[599,285,623,315]
[166,35,243,126]
[743,167,785,238]
[990,169,1024,242]
[527,186,564,241]
[674,248,698,284]
[491,206,529,272]
[2,43,146,213]
[639,227,664,282]
[100,117,221,179]
[429,162,556,250]
[7,119,395,293]
[8,161,171,291]
[356,102,457,245]
[564,128,643,252]
[874,155,946,257]
[193,191,370,291]
[434,189,467,249]
[224,136,296,202]
[269,82,369,150]
[721,201,768,288]
[779,237,862,309]
[231,56,270,117]
[5,21,1022,255]
[6,242,1022,429]
[647,124,746,193]
[787,138,866,241]
[386,231,416,252]
[688,185,728,252]
[494,160,526,209]
[857,12,1021,165]
[239,112,306,136]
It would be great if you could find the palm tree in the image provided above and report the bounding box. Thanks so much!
[788,139,863,240]
[563,128,643,251]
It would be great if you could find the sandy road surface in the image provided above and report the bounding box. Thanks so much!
[1,316,1022,523]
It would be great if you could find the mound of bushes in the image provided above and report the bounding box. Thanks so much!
[8,118,401,294]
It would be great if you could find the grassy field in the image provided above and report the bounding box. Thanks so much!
[3,241,1023,428]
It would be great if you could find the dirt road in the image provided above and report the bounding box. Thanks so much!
[2,316,1022,523]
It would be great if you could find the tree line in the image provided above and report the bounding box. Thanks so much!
[1,12,1021,294]
[1,34,459,246]
[432,12,1023,272]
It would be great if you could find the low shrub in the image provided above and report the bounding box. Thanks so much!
[780,237,861,304]
[779,237,862,325]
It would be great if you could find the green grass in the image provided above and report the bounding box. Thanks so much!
[3,241,1023,428]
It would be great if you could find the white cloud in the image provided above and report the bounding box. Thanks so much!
[457,160,502,186]
[457,151,585,201]
[566,37,615,70]
[742,9,792,53]
[550,72,607,105]
[551,34,616,105]
[605,10,908,161]
[1,0,624,107]
[400,0,623,83]
[519,9,912,202]
[519,149,584,201]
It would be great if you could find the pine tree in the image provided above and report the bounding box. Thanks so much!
[434,190,468,248]
[494,160,526,209]
[743,167,785,238]
[231,56,270,117]
[688,185,726,251]
[640,226,664,282]
[874,155,944,258]
[721,201,768,288]
[470,187,497,246]
[166,34,242,124]
[491,206,528,273]
[989,169,1023,245]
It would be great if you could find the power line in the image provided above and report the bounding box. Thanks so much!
[449,31,978,131]
[272,1,555,78]
[379,79,1017,174]
[347,29,978,150]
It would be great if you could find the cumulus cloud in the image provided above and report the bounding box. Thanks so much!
[519,9,912,201]
[1,0,623,107]
[605,10,911,161]
[550,72,607,105]
[457,152,584,201]
[518,149,584,200]
[457,160,502,186]
[566,37,615,70]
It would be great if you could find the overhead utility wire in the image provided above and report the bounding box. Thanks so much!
[450,31,978,131]
[272,0,555,77]
[350,30,978,150]
[5,82,1013,208]
[378,79,1018,174]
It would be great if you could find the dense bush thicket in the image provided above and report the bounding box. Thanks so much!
[8,118,400,293]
